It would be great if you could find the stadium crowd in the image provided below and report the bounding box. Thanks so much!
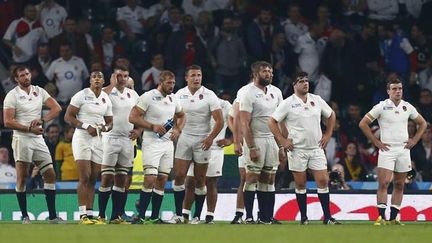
[1,0,432,188]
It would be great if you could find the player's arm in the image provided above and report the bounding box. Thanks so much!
[232,102,243,155]
[64,105,97,136]
[406,114,427,149]
[102,72,118,94]
[128,106,166,134]
[174,110,186,132]
[240,110,255,149]
[359,113,388,151]
[3,108,41,134]
[42,97,62,123]
[201,109,223,150]
[320,111,336,149]
[102,116,113,132]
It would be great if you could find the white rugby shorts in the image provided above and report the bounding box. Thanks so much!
[243,137,279,174]
[187,148,224,177]
[287,148,327,172]
[377,145,411,172]
[102,135,134,168]
[175,133,211,164]
[142,140,174,175]
[12,136,52,164]
[72,131,103,164]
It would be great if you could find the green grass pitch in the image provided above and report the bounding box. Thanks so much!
[1,221,432,243]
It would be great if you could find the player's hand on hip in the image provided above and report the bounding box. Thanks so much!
[169,128,181,141]
[129,129,141,140]
[152,124,166,135]
[201,136,213,151]
[319,135,331,149]
[249,148,260,162]
[29,126,44,135]
[87,126,98,136]
[374,140,390,151]
[30,119,42,128]
[404,139,417,149]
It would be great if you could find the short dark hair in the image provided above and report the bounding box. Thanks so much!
[114,64,129,72]
[46,123,60,132]
[293,71,308,85]
[13,65,29,77]
[250,61,272,77]
[386,77,402,90]
[185,65,202,76]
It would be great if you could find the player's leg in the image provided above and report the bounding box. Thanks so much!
[15,161,30,223]
[183,174,196,221]
[76,160,93,223]
[231,157,246,224]
[205,176,218,223]
[258,170,277,224]
[137,172,156,219]
[189,144,210,223]
[150,173,169,221]
[292,171,308,224]
[34,137,59,221]
[376,168,393,221]
[98,165,114,221]
[389,172,406,222]
[110,167,129,223]
[88,161,101,219]
[243,144,263,223]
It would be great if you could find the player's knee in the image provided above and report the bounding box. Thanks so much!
[378,180,391,189]
[393,181,405,191]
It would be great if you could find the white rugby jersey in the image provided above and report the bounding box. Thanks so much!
[367,99,419,146]
[175,86,221,136]
[234,82,253,104]
[212,99,232,150]
[3,18,47,63]
[281,18,308,46]
[239,84,283,138]
[294,33,327,83]
[272,93,333,149]
[38,3,67,38]
[70,88,113,135]
[45,56,89,102]
[106,87,139,137]
[116,5,146,34]
[3,85,50,138]
[136,88,182,141]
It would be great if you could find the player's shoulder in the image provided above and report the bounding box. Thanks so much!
[201,86,217,96]
[51,57,63,64]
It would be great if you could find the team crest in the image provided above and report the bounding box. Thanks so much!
[199,94,203,100]
[310,101,315,106]
[102,98,106,104]
[32,91,38,97]
[270,93,274,99]
[403,106,407,111]
[127,93,131,98]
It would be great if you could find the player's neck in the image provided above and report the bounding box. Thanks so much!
[253,82,267,93]
[18,85,31,94]
[390,98,401,106]
[157,87,167,97]
[294,92,308,103]
[116,85,125,93]
[91,87,102,97]
[187,85,201,95]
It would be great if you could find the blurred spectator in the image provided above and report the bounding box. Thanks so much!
[29,43,52,74]
[417,89,432,123]
[280,3,308,46]
[335,142,367,181]
[195,11,218,47]
[341,0,367,27]
[0,146,16,184]
[313,72,332,102]
[359,125,379,170]
[158,6,183,34]
[326,117,349,167]
[94,26,125,72]
[418,56,432,91]
[316,4,335,37]
[403,0,426,20]
[367,0,399,21]
[45,42,89,104]
[36,0,67,39]
[322,29,360,103]
[270,32,296,88]
[1,63,17,94]
[144,0,172,21]
[245,7,282,63]
[329,164,351,190]
[44,123,60,163]
[208,15,247,92]
[341,103,368,146]
[50,17,91,64]
[294,21,327,85]
[380,23,417,93]
[410,23,431,72]
[0,0,19,37]
[3,4,47,63]
[408,119,418,139]
[165,14,207,87]
[141,53,164,93]
[117,0,146,41]
[411,125,432,181]
[55,125,78,181]
[182,0,207,22]
[76,17,95,52]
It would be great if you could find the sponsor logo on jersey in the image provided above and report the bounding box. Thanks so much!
[291,103,301,108]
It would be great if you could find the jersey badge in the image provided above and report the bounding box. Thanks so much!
[199,94,203,100]
[180,95,188,99]
[102,98,106,104]
[127,92,131,98]
[85,96,94,101]
[403,106,407,112]
[291,104,301,108]
[270,93,274,99]
[255,94,264,98]
[310,101,315,106]
[32,91,38,97]
[152,96,162,101]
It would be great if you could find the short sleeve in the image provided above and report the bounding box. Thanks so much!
[3,91,17,109]
[69,92,83,108]
[3,20,17,41]
[136,93,150,111]
[174,96,183,113]
[239,91,253,113]
[408,103,419,120]
[271,100,289,122]
[208,92,221,112]
[368,103,383,120]
[40,87,51,103]
[104,97,113,116]
[317,96,333,118]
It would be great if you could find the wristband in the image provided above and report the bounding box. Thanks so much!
[104,125,110,131]
[81,123,90,129]
[27,126,32,132]
[248,146,258,151]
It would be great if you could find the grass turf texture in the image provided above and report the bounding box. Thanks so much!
[1,221,431,243]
